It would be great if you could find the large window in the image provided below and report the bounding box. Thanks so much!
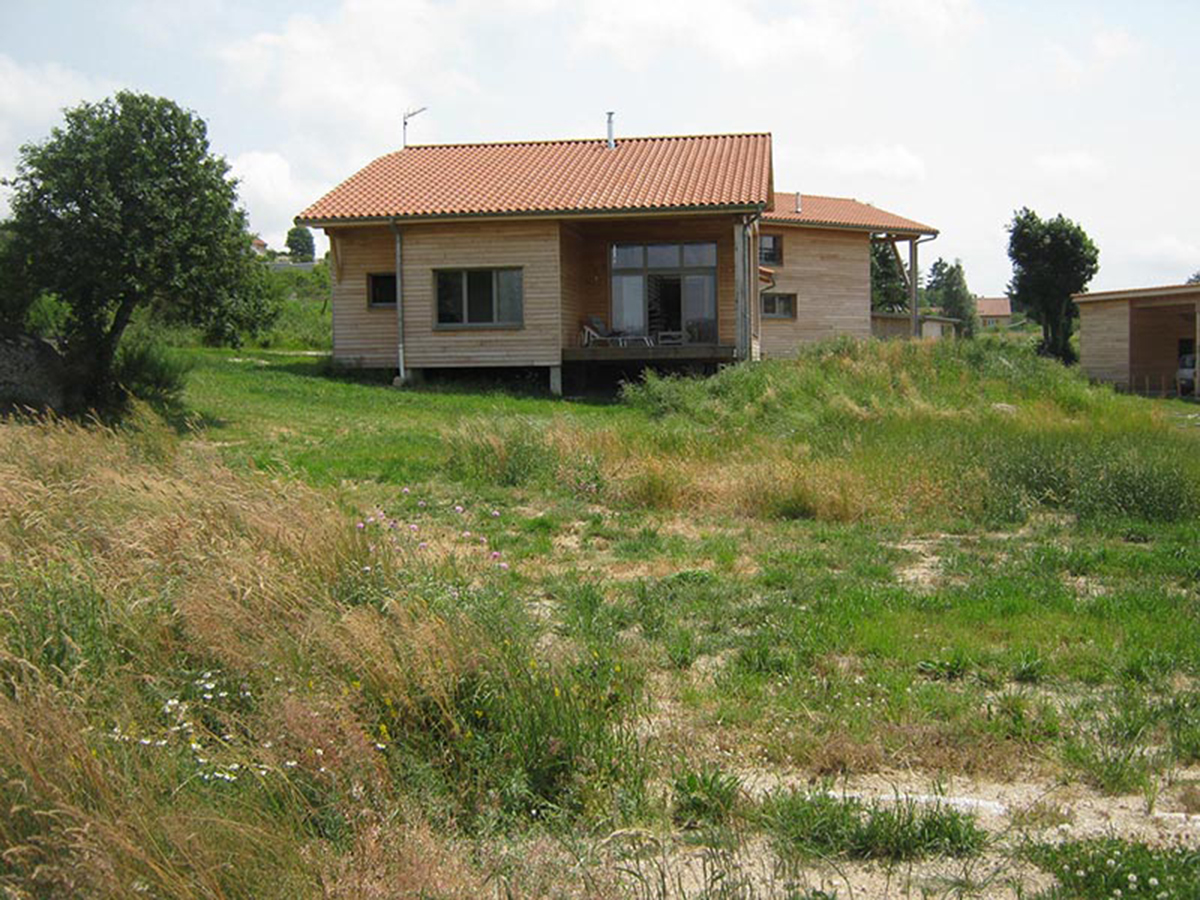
[435,268,523,327]
[759,234,783,265]
[610,242,718,344]
[368,273,396,307]
[761,293,796,319]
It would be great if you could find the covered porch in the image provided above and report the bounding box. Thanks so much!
[557,212,756,371]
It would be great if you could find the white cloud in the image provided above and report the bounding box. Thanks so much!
[218,0,478,161]
[1131,234,1200,270]
[1034,150,1108,180]
[1048,25,1143,88]
[574,0,859,71]
[1092,27,1140,62]
[229,150,325,251]
[0,54,117,216]
[819,144,927,182]
[876,0,981,41]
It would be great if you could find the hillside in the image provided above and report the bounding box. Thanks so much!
[2,340,1199,898]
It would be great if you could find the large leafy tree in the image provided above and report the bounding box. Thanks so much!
[285,225,315,262]
[1007,207,1099,363]
[924,257,978,337]
[871,241,909,312]
[0,91,277,406]
[1187,271,1200,285]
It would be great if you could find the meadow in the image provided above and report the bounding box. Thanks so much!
[2,338,1198,898]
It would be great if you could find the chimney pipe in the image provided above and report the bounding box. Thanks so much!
[795,191,802,214]
[606,111,615,149]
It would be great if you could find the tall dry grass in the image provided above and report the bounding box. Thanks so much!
[0,407,649,896]
[445,339,1200,529]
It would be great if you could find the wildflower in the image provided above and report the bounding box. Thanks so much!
[418,541,428,549]
[375,743,387,751]
[402,486,410,494]
[418,500,426,507]
[491,551,501,560]
[462,530,471,538]
[409,523,418,532]
[491,510,500,518]
[356,522,365,530]
[499,562,509,570]
[454,505,464,513]
[284,760,298,768]
[362,565,372,573]
[479,536,487,544]
[314,748,323,756]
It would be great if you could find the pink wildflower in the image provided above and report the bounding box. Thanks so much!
[454,505,464,514]
[462,531,471,538]
[491,510,500,518]
[491,551,501,560]
[402,487,410,494]
[418,541,428,550]
[409,524,418,532]
[498,562,510,571]
[356,522,365,530]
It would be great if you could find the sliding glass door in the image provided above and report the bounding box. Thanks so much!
[610,242,718,343]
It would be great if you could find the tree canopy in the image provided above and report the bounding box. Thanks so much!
[0,91,278,407]
[1007,207,1099,364]
[871,241,909,312]
[924,257,978,337]
[285,226,315,262]
[1187,271,1200,285]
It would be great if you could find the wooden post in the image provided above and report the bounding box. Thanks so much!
[909,238,920,338]
[734,220,747,359]
[548,366,563,397]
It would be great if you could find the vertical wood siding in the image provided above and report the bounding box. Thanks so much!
[1078,300,1130,385]
[402,219,562,368]
[328,226,399,368]
[758,226,871,358]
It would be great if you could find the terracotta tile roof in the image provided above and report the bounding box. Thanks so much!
[976,296,1011,317]
[763,191,936,235]
[298,134,773,223]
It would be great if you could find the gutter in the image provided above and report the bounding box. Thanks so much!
[389,218,406,381]
[295,202,768,229]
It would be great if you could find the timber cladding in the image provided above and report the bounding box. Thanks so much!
[1078,299,1130,386]
[328,220,562,369]
[759,226,871,357]
[328,226,400,368]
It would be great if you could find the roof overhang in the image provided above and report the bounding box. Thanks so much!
[298,203,768,229]
[1073,283,1200,304]
[759,219,937,238]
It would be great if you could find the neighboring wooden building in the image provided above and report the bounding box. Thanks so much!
[976,296,1012,328]
[1075,283,1200,395]
[296,132,937,392]
[871,312,959,340]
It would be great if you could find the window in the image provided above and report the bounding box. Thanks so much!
[610,242,718,343]
[761,293,796,319]
[368,273,396,307]
[759,234,782,265]
[435,268,523,327]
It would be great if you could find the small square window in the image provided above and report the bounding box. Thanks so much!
[761,292,796,319]
[368,273,396,307]
[759,234,783,265]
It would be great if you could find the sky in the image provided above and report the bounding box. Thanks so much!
[1,0,1197,295]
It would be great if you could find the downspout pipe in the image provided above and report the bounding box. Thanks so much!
[390,219,406,381]
[742,210,763,360]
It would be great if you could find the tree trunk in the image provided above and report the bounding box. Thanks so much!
[81,295,139,409]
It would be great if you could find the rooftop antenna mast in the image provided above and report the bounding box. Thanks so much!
[402,106,427,149]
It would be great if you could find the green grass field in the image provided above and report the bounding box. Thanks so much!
[3,339,1199,898]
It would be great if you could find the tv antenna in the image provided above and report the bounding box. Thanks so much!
[402,106,427,148]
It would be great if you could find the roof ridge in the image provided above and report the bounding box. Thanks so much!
[393,132,772,153]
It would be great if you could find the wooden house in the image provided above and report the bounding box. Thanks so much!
[296,132,937,392]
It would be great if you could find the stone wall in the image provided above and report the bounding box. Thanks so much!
[0,334,69,412]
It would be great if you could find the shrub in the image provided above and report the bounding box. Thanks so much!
[112,335,193,409]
